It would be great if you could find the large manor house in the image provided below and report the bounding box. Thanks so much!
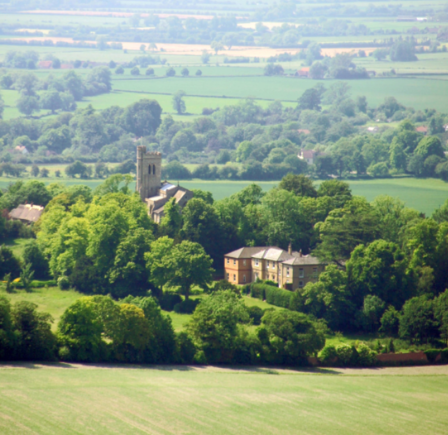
[136,146,323,291]
[224,245,324,291]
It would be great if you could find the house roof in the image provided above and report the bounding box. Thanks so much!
[252,247,292,262]
[9,204,44,223]
[225,247,267,259]
[416,126,428,133]
[283,254,322,266]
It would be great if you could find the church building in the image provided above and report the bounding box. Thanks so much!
[136,146,193,223]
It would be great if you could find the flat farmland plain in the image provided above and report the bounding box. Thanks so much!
[0,364,447,435]
[111,75,448,112]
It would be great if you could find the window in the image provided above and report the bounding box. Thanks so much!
[226,273,229,280]
[267,261,270,268]
[233,259,236,265]
[313,267,318,278]
[286,267,290,277]
[243,260,246,266]
[255,272,259,280]
[255,259,259,266]
[299,281,304,288]
[233,274,236,281]
[243,275,246,283]
[153,165,156,175]
[272,275,275,280]
[299,268,304,278]
[148,165,152,175]
[226,258,229,264]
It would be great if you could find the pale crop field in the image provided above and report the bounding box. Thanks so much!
[0,364,447,435]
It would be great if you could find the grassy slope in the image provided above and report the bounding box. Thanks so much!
[0,365,447,435]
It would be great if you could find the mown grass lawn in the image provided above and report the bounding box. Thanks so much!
[0,364,447,435]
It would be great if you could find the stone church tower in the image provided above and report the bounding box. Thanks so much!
[136,146,161,200]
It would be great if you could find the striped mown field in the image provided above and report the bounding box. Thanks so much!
[0,364,447,435]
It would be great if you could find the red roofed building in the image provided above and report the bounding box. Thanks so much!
[298,149,320,165]
[297,67,310,77]
[38,60,53,69]
[416,126,428,134]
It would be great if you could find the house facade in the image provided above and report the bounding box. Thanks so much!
[224,245,325,291]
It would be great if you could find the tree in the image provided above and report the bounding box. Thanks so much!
[210,41,224,55]
[195,69,202,76]
[181,68,189,77]
[12,301,56,360]
[379,306,400,336]
[58,297,104,362]
[0,93,4,119]
[130,66,140,76]
[201,51,211,64]
[314,197,381,263]
[264,63,284,76]
[40,90,62,114]
[317,180,352,199]
[65,161,90,178]
[145,67,154,76]
[399,296,438,343]
[159,197,182,239]
[20,263,34,293]
[120,99,162,136]
[297,88,321,111]
[0,246,21,279]
[260,310,325,364]
[52,58,61,69]
[166,67,176,77]
[17,93,40,116]
[172,90,186,114]
[146,237,214,300]
[188,290,249,363]
[115,66,124,75]
[279,174,317,197]
[414,136,445,159]
[309,61,328,79]
[373,48,389,61]
[390,41,418,62]
[31,164,40,177]
[23,240,50,280]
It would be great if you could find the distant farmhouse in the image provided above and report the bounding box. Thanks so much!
[136,146,193,223]
[224,245,324,291]
[9,204,44,224]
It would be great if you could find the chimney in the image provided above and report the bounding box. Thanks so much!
[288,242,292,255]
[299,249,302,257]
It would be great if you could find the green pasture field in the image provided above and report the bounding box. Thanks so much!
[1,364,448,435]
[110,75,448,112]
[0,176,446,215]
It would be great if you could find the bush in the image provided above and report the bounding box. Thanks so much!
[320,345,338,365]
[247,306,264,325]
[176,332,196,364]
[424,349,441,363]
[58,276,70,290]
[173,298,200,314]
[265,286,293,309]
[335,344,353,365]
[159,292,182,311]
[357,343,377,367]
[250,283,265,300]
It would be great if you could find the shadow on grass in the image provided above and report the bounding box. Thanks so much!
[0,362,342,374]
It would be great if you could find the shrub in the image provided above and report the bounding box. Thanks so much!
[159,292,182,311]
[173,298,200,314]
[265,286,293,309]
[357,343,377,367]
[176,332,196,364]
[250,283,265,300]
[58,276,70,290]
[320,345,338,365]
[336,344,353,365]
[247,306,264,325]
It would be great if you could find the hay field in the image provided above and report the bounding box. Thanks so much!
[0,364,447,435]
